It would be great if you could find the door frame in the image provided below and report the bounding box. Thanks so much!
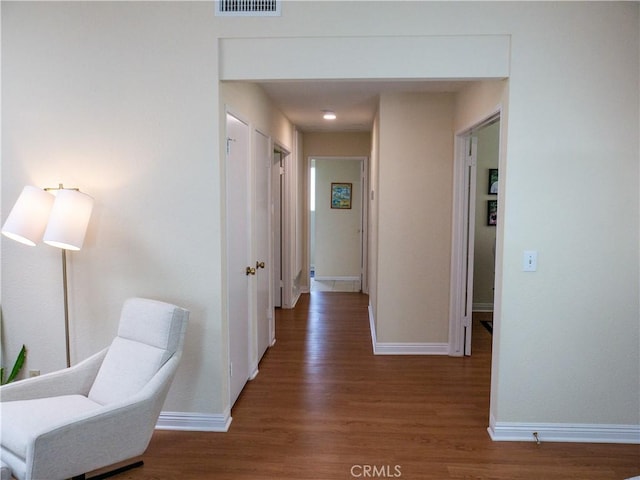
[273,143,294,308]
[449,109,501,356]
[251,128,274,377]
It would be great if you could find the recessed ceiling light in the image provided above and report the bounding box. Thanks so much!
[323,111,337,120]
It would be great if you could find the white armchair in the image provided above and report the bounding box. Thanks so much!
[0,297,189,480]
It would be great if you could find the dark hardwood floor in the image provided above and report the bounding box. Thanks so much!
[101,292,639,479]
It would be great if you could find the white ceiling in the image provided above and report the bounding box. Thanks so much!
[257,79,471,132]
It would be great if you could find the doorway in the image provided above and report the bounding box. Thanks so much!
[471,120,500,337]
[309,156,367,293]
[449,112,501,356]
[272,145,293,307]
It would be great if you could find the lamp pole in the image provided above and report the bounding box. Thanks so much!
[61,249,71,368]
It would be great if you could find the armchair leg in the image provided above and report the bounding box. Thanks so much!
[71,460,144,480]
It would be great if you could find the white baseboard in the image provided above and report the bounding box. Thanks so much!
[368,303,377,353]
[368,303,448,355]
[292,290,302,308]
[313,275,360,281]
[374,342,449,355]
[156,410,232,432]
[488,415,640,444]
[472,303,494,312]
[284,290,302,309]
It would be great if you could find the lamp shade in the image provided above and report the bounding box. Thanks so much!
[1,186,55,246]
[43,189,94,251]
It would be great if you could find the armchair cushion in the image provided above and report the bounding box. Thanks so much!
[1,395,102,459]
[88,298,186,405]
[116,298,184,355]
[88,338,167,405]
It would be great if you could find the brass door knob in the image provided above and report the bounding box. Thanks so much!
[256,261,266,269]
[246,266,256,276]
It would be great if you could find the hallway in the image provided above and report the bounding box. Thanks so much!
[112,292,639,479]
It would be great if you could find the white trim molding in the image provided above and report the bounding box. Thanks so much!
[368,304,377,353]
[313,276,361,282]
[368,304,448,355]
[290,290,302,308]
[472,303,494,312]
[488,416,640,444]
[374,342,449,355]
[156,411,232,432]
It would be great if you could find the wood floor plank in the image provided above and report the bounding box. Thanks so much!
[100,292,639,479]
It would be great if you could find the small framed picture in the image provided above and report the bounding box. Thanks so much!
[488,169,498,195]
[487,200,498,226]
[331,183,352,209]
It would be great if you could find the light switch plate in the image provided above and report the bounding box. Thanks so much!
[523,250,537,271]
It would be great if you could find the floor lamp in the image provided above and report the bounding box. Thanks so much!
[2,184,94,368]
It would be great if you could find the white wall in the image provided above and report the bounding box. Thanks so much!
[221,83,294,151]
[376,93,454,344]
[493,4,639,428]
[2,1,638,437]
[1,2,224,415]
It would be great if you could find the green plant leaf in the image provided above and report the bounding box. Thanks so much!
[6,345,27,384]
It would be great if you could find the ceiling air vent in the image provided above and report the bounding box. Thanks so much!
[216,0,281,17]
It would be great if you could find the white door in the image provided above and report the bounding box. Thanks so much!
[226,112,251,407]
[254,130,273,360]
[463,136,478,355]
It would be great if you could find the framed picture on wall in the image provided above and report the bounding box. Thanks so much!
[488,169,499,194]
[487,200,498,226]
[331,183,352,209]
